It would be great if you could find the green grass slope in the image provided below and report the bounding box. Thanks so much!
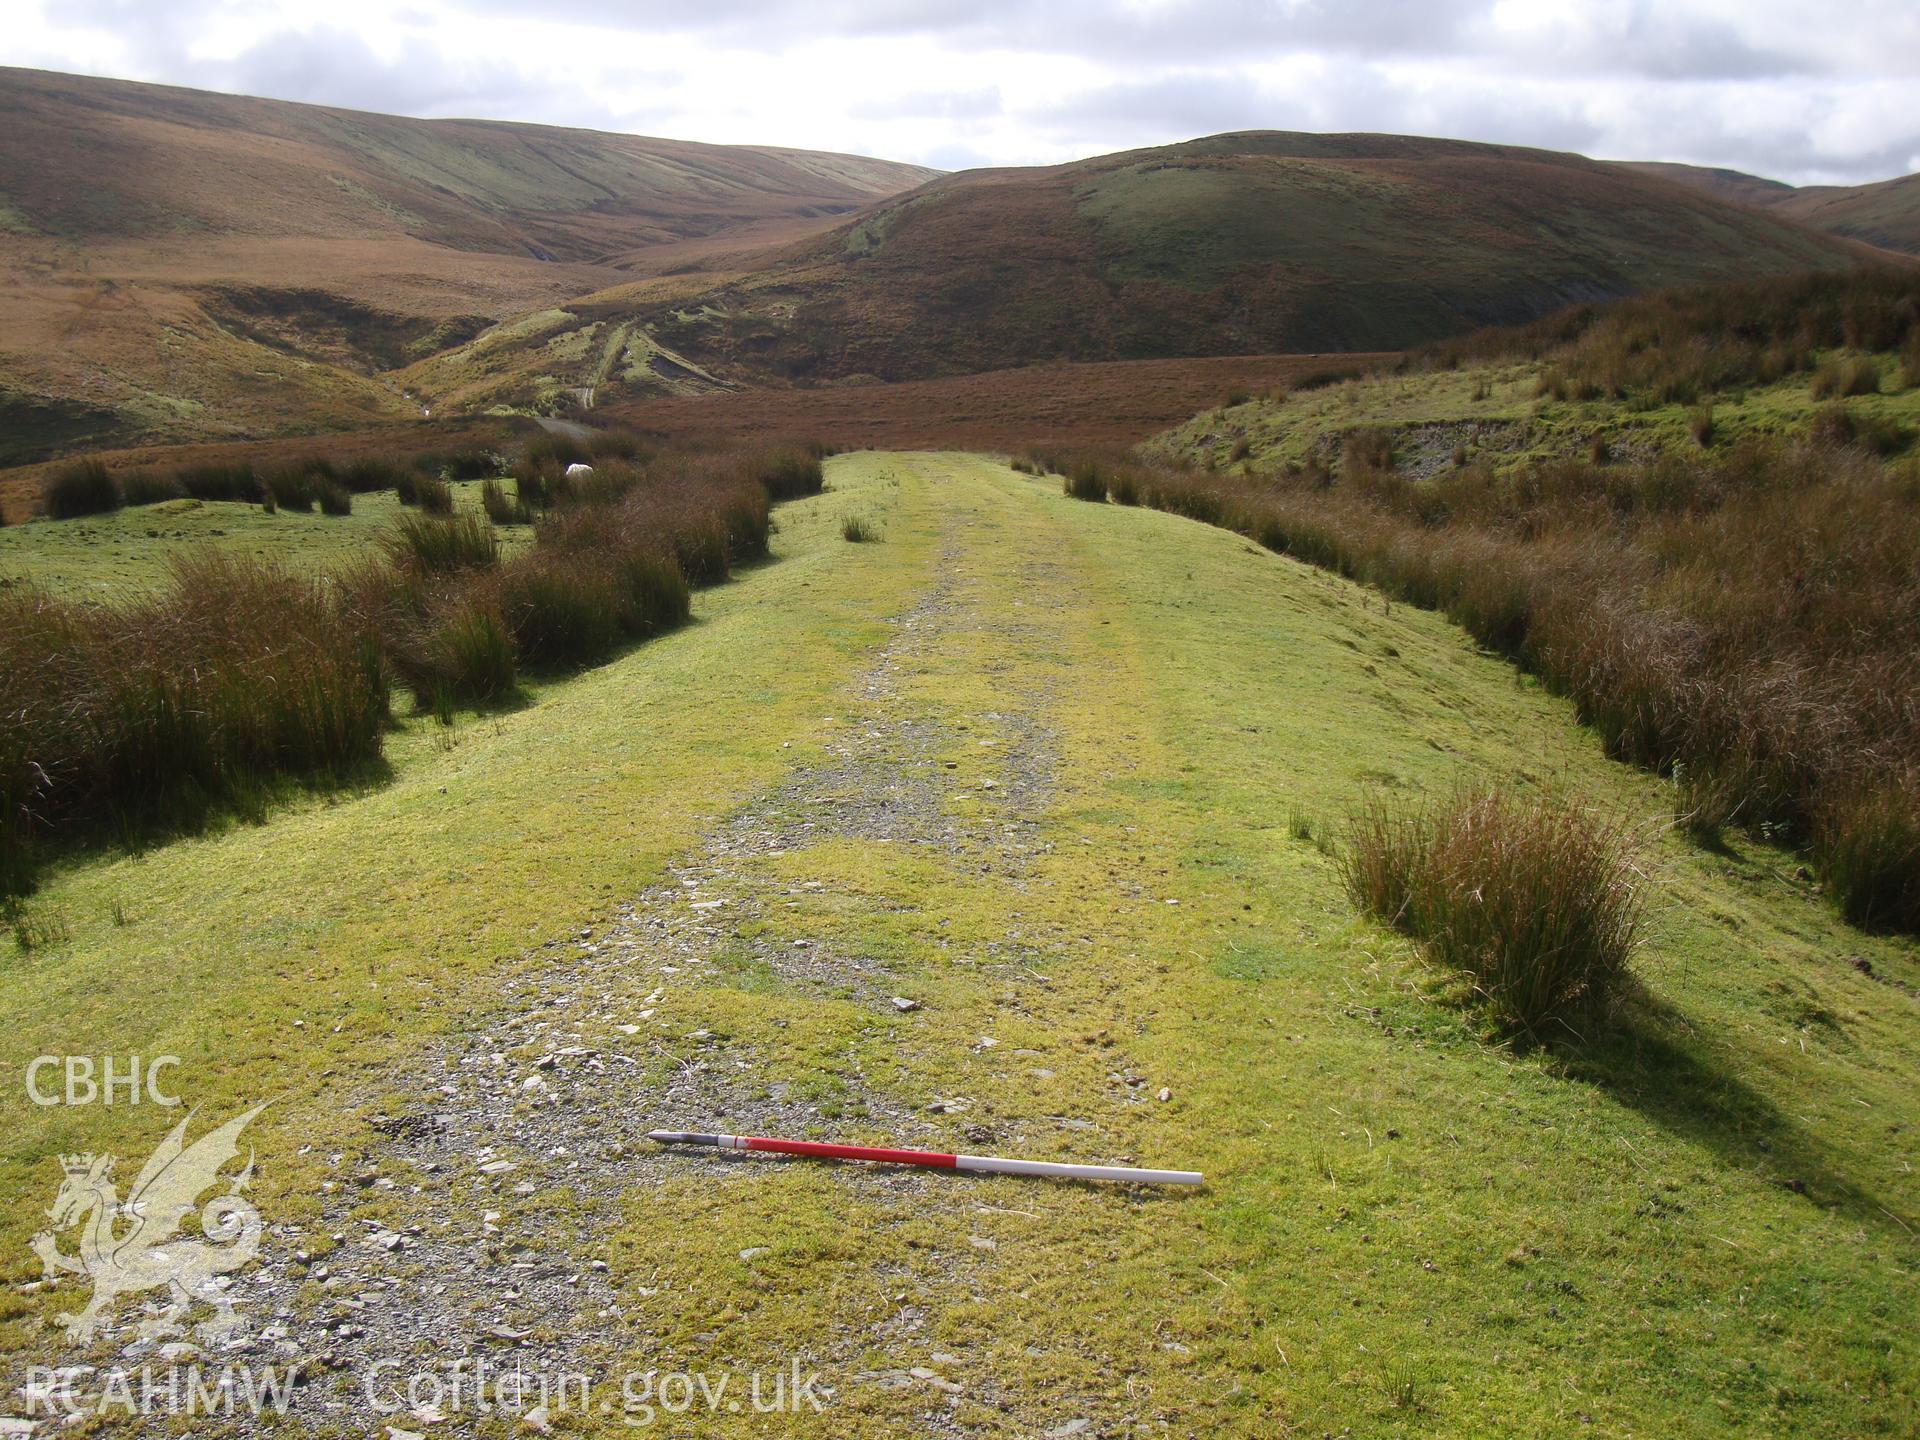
[0,453,1912,1435]
[1150,267,1920,477]
[0,478,524,597]
[594,132,1869,386]
[1154,345,1920,476]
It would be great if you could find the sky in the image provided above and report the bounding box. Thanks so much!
[5,0,1918,185]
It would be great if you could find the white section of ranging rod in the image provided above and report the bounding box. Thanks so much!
[955,1153,1203,1185]
[647,1129,1203,1186]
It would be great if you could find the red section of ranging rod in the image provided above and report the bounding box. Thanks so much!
[647,1130,1203,1186]
[750,1135,960,1167]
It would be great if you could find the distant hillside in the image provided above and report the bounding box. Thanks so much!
[0,67,932,256]
[1620,159,1920,257]
[0,67,937,460]
[1617,161,1797,211]
[1775,173,1920,257]
[423,131,1867,405]
[758,133,1869,371]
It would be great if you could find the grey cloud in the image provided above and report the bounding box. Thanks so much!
[1402,97,1608,162]
[1028,71,1292,149]
[847,88,1004,122]
[14,0,1919,183]
[33,4,631,129]
[1507,11,1812,82]
[200,29,525,116]
[914,141,1004,171]
[451,0,1830,80]
[457,0,1496,66]
[1025,61,1611,164]
[1605,110,1920,189]
[188,25,675,134]
[42,0,1907,83]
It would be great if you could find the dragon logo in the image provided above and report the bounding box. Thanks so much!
[31,1105,267,1345]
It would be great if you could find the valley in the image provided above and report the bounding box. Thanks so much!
[4,70,1905,464]
[0,67,937,459]
[402,133,1875,413]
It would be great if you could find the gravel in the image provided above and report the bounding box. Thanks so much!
[12,531,1071,1435]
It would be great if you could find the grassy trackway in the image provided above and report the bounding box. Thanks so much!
[1,453,1915,1437]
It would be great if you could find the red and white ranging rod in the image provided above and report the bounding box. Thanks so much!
[648,1130,1203,1186]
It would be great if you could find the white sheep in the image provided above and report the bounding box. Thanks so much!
[565,462,594,479]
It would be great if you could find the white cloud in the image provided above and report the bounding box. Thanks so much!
[0,0,1913,182]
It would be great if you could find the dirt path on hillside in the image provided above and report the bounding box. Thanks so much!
[533,414,594,442]
[54,482,1084,1434]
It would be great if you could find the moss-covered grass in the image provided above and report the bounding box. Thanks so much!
[1158,349,1920,475]
[0,453,1912,1436]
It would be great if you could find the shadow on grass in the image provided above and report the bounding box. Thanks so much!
[3,750,403,918]
[1562,989,1907,1229]
[410,684,538,726]
[113,753,398,857]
